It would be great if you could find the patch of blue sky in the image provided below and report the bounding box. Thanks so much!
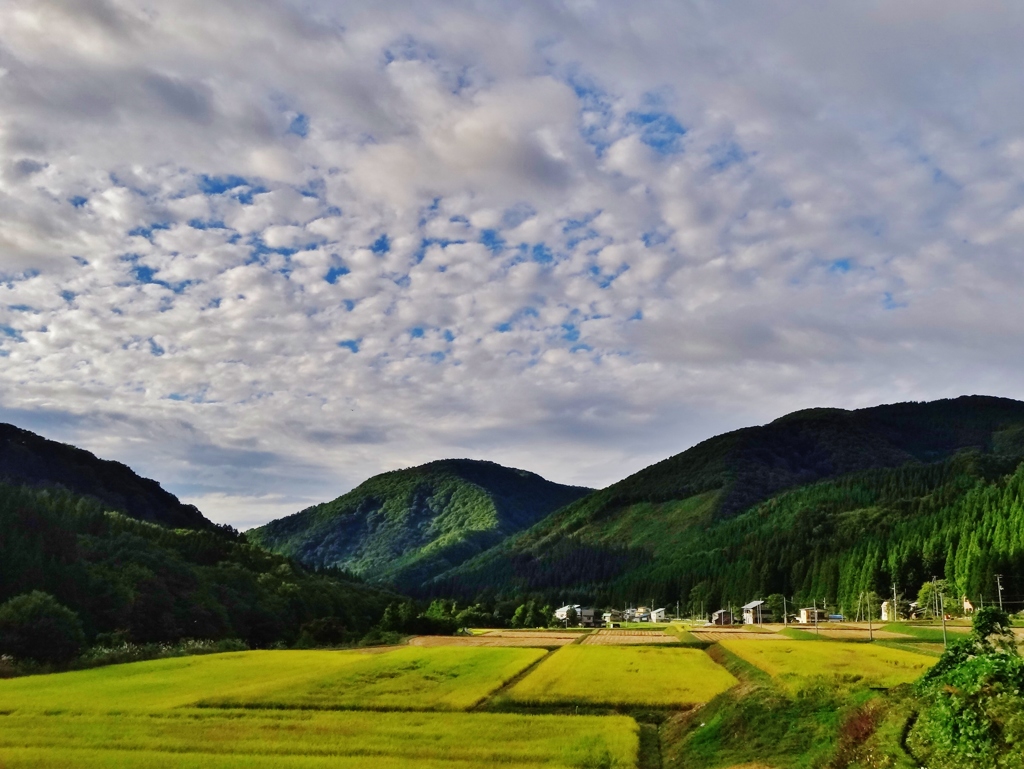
[338,339,361,353]
[410,326,425,338]
[61,290,76,302]
[629,310,643,321]
[342,299,356,312]
[0,325,25,342]
[570,343,593,353]
[417,197,442,228]
[148,338,165,356]
[324,265,350,284]
[625,108,686,155]
[443,329,455,343]
[589,263,629,288]
[480,229,505,254]
[413,237,466,264]
[128,222,171,239]
[69,195,88,208]
[72,256,89,266]
[531,243,554,264]
[8,304,34,312]
[708,140,748,172]
[564,69,616,155]
[495,306,539,333]
[641,229,670,248]
[198,174,249,195]
[829,258,853,274]
[125,259,192,294]
[371,234,391,254]
[428,351,445,363]
[561,323,580,342]
[287,113,309,137]
[188,218,227,230]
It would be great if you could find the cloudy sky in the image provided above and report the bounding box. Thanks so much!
[2,1,1024,528]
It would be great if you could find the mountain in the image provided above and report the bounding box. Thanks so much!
[432,395,1024,609]
[0,423,211,530]
[0,480,394,647]
[248,459,591,589]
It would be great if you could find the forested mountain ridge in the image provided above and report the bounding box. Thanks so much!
[0,481,394,647]
[0,423,212,530]
[432,396,1024,609]
[249,459,591,590]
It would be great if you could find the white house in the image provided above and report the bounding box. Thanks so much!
[650,608,666,623]
[798,607,826,624]
[554,605,580,621]
[741,600,765,625]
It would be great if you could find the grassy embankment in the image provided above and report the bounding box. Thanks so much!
[0,648,639,769]
[662,639,939,768]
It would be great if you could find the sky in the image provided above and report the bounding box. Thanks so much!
[3,1,1024,529]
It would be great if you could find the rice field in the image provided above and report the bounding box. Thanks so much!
[0,709,639,768]
[505,645,738,707]
[691,631,786,642]
[198,646,546,711]
[0,650,639,768]
[410,632,577,647]
[718,639,936,688]
[583,629,680,645]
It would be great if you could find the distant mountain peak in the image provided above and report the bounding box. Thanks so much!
[0,423,213,530]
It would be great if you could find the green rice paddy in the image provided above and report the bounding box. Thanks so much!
[505,644,738,707]
[718,638,936,688]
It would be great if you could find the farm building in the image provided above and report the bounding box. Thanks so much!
[602,610,625,625]
[711,609,733,625]
[798,607,826,624]
[741,600,765,625]
[555,605,600,627]
[650,608,667,622]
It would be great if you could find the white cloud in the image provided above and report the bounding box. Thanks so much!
[2,1,1024,526]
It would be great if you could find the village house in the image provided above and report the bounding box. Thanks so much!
[650,608,667,623]
[711,608,733,625]
[741,600,765,625]
[798,607,826,624]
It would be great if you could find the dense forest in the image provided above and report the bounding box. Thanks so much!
[250,458,590,590]
[433,397,1024,613]
[0,482,394,649]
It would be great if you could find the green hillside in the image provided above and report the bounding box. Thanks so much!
[433,396,1024,609]
[0,481,394,648]
[248,459,590,590]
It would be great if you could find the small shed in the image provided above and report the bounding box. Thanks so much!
[650,608,666,623]
[741,600,765,625]
[798,607,826,624]
[711,609,733,626]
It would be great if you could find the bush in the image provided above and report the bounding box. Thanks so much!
[0,591,85,664]
[296,617,349,647]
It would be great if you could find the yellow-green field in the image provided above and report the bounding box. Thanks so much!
[0,647,544,714]
[201,646,546,711]
[0,710,638,768]
[0,650,639,768]
[719,639,936,688]
[506,645,737,707]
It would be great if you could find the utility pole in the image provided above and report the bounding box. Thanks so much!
[892,584,899,622]
[783,596,788,626]
[996,575,1004,611]
[813,598,820,636]
[867,592,874,641]
[939,591,947,648]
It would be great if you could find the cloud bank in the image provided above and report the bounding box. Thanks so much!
[2,0,1024,527]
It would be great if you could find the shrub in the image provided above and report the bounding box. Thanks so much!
[0,591,85,664]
